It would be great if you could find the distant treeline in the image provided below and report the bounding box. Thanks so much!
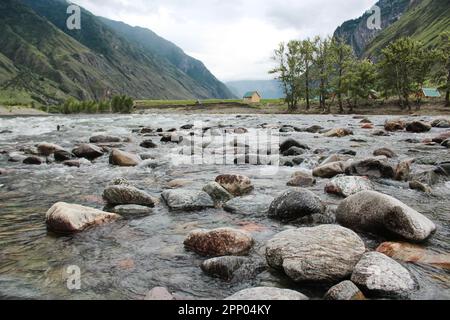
[54,95,134,114]
[270,32,450,112]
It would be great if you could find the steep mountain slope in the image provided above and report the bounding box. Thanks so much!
[0,0,233,105]
[226,80,284,99]
[333,0,412,57]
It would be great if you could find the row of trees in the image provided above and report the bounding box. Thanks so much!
[60,95,134,114]
[270,32,450,112]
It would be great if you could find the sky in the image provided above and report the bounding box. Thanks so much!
[73,0,376,82]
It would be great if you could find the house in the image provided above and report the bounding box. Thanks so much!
[243,91,261,103]
[419,88,441,98]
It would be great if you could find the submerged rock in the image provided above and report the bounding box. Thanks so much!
[46,202,119,233]
[184,228,254,257]
[215,174,253,196]
[373,148,397,158]
[223,194,273,216]
[72,144,104,160]
[202,182,234,204]
[225,287,309,300]
[336,190,436,242]
[268,188,326,221]
[266,225,365,282]
[89,135,121,143]
[109,149,141,166]
[345,158,394,179]
[431,118,450,128]
[103,185,157,207]
[323,128,353,137]
[111,204,153,216]
[62,160,81,167]
[140,140,157,149]
[144,287,175,300]
[324,281,365,300]
[406,121,431,133]
[432,131,450,144]
[287,171,316,187]
[409,180,432,193]
[161,189,214,211]
[23,156,42,165]
[351,252,417,298]
[201,256,266,282]
[442,139,450,148]
[325,175,372,198]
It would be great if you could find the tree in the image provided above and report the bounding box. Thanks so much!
[379,37,429,111]
[434,32,450,106]
[342,59,377,112]
[331,37,355,113]
[313,36,333,113]
[299,39,315,110]
[270,41,303,111]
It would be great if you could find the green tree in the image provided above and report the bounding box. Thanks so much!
[331,37,355,113]
[342,59,377,112]
[434,32,450,106]
[299,39,315,110]
[270,41,303,111]
[313,36,333,113]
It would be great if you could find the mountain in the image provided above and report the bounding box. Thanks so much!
[226,80,284,99]
[0,0,234,105]
[334,0,450,58]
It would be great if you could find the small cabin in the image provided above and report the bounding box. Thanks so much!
[419,88,441,98]
[243,91,261,103]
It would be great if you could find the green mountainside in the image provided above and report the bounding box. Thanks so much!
[0,0,234,105]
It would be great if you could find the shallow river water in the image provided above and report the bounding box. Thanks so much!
[0,113,449,300]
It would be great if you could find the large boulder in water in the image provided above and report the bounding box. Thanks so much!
[266,225,365,282]
[431,118,450,128]
[325,175,372,198]
[225,287,309,300]
[336,190,436,242]
[184,228,254,257]
[109,149,141,166]
[202,182,234,204]
[268,188,326,222]
[72,144,104,160]
[103,183,157,207]
[406,121,431,133]
[215,174,253,196]
[351,252,417,298]
[279,139,309,154]
[161,189,214,211]
[345,158,395,179]
[46,202,120,233]
[223,194,273,216]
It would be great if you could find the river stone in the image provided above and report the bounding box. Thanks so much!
[409,180,432,193]
[109,149,141,166]
[324,281,365,300]
[215,174,253,196]
[406,121,431,133]
[432,131,450,144]
[336,190,436,242]
[111,205,152,216]
[8,152,26,162]
[323,128,353,137]
[279,139,309,154]
[46,202,120,233]
[103,185,157,207]
[384,120,405,132]
[202,182,234,203]
[144,287,175,300]
[282,146,306,156]
[266,225,365,282]
[442,139,450,148]
[201,256,266,282]
[345,158,395,179]
[62,160,81,168]
[225,287,309,300]
[140,140,157,148]
[431,118,450,128]
[394,159,412,181]
[89,135,121,143]
[162,189,214,211]
[54,149,72,162]
[351,252,417,298]
[72,144,104,160]
[313,161,348,178]
[37,142,63,156]
[287,171,316,187]
[268,188,325,221]
[184,228,254,257]
[223,194,273,216]
[23,156,42,165]
[373,148,397,158]
[325,175,372,198]
[321,154,352,165]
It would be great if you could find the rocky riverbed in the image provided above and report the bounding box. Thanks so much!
[0,113,449,300]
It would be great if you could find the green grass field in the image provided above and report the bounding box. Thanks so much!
[134,98,284,108]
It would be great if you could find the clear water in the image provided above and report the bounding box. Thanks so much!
[0,114,449,300]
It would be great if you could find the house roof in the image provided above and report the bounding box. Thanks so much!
[422,88,441,98]
[243,91,260,98]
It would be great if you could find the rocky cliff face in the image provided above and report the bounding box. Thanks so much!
[333,0,412,58]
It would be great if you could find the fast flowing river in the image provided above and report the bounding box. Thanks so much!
[0,113,449,300]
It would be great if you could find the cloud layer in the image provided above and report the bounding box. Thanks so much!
[73,0,375,81]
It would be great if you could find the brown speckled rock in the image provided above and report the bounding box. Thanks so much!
[324,281,365,300]
[215,174,253,196]
[109,149,141,166]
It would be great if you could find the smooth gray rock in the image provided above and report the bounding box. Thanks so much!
[282,146,306,157]
[202,182,234,203]
[336,190,436,242]
[111,204,153,216]
[345,158,395,179]
[103,185,157,207]
[72,144,104,160]
[223,194,273,216]
[325,175,372,198]
[268,188,326,221]
[266,225,365,282]
[225,287,309,300]
[201,256,266,282]
[162,189,214,211]
[324,281,365,300]
[351,252,417,298]
[89,135,121,143]
[279,139,310,154]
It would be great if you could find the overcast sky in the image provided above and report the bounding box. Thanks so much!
[73,0,375,82]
